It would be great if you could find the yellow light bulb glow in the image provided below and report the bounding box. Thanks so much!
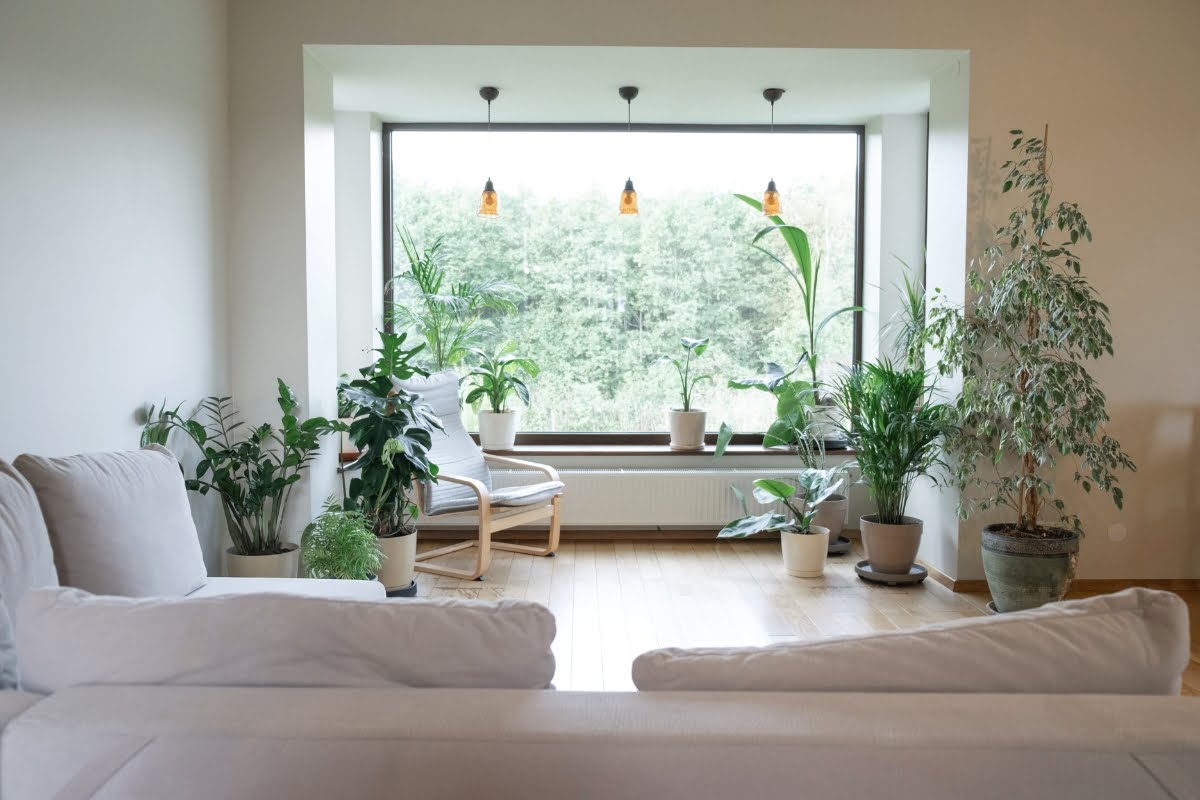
[478,178,498,217]
[762,179,782,216]
[619,178,639,215]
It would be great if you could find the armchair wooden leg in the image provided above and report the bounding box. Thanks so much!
[490,495,562,558]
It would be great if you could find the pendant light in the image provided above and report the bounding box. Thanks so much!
[761,88,785,216]
[618,86,639,215]
[478,86,500,217]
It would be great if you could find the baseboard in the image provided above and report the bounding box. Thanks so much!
[915,558,1199,593]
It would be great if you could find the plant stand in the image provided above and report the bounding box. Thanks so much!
[854,560,927,585]
[827,535,853,555]
[386,580,418,598]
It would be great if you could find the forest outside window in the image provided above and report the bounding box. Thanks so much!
[384,125,863,437]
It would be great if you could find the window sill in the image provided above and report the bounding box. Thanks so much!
[341,443,853,461]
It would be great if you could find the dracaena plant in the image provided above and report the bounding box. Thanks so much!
[463,342,540,413]
[652,337,712,412]
[926,128,1134,535]
[389,226,518,372]
[830,360,949,525]
[141,381,343,556]
[718,468,843,538]
[340,331,444,538]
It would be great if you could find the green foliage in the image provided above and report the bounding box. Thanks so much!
[882,259,926,368]
[139,400,182,447]
[390,227,519,372]
[734,194,861,393]
[463,341,540,413]
[717,361,818,454]
[718,467,843,537]
[651,337,712,412]
[301,504,383,580]
[143,381,343,556]
[341,331,444,538]
[926,129,1135,534]
[830,360,949,525]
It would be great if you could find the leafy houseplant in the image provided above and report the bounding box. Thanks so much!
[718,468,843,577]
[301,504,383,581]
[389,226,518,372]
[143,381,343,576]
[830,360,949,576]
[716,361,817,455]
[882,260,927,369]
[652,337,712,450]
[926,127,1135,611]
[341,331,444,593]
[464,342,540,451]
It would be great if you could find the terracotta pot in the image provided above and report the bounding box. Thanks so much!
[478,410,518,451]
[376,531,417,591]
[981,524,1079,613]
[859,515,922,574]
[781,525,830,577]
[667,409,706,450]
[226,543,299,578]
[812,493,848,540]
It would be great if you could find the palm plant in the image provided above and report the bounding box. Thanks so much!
[882,259,926,369]
[718,468,843,538]
[142,382,342,555]
[463,342,539,413]
[652,337,712,412]
[830,360,949,524]
[389,227,518,371]
[301,503,383,580]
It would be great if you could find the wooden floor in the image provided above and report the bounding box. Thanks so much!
[415,539,1199,694]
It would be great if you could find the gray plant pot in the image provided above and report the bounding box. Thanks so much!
[981,523,1079,613]
[860,514,922,574]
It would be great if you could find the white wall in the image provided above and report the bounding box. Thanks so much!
[334,112,384,377]
[226,0,1200,579]
[0,0,229,567]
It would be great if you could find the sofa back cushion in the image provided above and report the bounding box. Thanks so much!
[632,588,1190,695]
[16,587,557,692]
[14,447,207,597]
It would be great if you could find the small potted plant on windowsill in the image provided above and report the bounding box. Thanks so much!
[464,341,539,451]
[653,337,713,451]
[301,503,383,581]
[718,469,841,577]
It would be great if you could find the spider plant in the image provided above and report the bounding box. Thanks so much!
[652,337,712,412]
[389,226,518,372]
[829,360,949,524]
[463,341,539,413]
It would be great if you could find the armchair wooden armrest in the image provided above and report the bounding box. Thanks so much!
[482,453,561,483]
[415,472,492,515]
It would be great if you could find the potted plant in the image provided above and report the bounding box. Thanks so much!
[830,360,949,577]
[926,127,1135,612]
[718,360,817,453]
[733,194,860,438]
[341,331,444,595]
[143,381,343,578]
[390,227,518,372]
[463,341,539,451]
[718,468,842,577]
[652,337,713,451]
[301,503,383,581]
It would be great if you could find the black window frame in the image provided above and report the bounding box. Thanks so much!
[382,122,866,447]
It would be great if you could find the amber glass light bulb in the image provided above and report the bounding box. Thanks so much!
[619,178,639,216]
[762,179,782,216]
[478,178,498,217]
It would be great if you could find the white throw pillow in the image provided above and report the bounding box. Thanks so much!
[16,587,557,693]
[14,447,207,597]
[632,588,1190,695]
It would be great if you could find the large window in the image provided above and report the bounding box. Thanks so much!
[384,125,863,435]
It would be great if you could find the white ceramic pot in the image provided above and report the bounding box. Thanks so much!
[813,493,849,540]
[226,543,299,578]
[667,409,706,450]
[811,402,844,444]
[780,525,830,577]
[478,409,518,451]
[376,532,417,591]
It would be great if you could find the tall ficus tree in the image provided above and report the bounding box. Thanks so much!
[926,127,1135,535]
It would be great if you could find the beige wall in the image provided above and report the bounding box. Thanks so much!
[228,0,1200,578]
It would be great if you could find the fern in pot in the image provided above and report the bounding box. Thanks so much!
[301,504,382,581]
[718,468,843,577]
[463,341,539,451]
[926,128,1135,612]
[831,360,949,576]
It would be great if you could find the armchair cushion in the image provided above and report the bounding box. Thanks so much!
[491,481,565,508]
[14,447,207,598]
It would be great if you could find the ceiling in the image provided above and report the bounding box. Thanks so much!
[307,45,966,125]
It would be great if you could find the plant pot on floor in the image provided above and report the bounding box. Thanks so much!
[226,543,299,578]
[813,493,848,540]
[668,409,706,451]
[376,531,417,593]
[859,515,922,575]
[981,524,1079,613]
[781,526,830,578]
[478,410,518,451]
